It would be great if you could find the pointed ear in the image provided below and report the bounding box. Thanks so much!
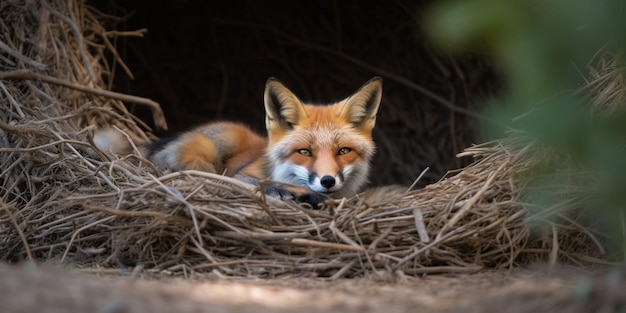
[339,77,383,129]
[264,77,307,130]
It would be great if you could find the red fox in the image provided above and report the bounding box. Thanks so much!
[96,77,383,206]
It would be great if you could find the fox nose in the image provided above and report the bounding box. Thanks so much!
[320,175,336,189]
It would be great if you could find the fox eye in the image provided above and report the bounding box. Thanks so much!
[338,147,352,155]
[298,149,312,157]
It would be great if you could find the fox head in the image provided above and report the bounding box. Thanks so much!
[263,77,383,198]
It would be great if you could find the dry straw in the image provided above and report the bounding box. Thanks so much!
[0,0,609,278]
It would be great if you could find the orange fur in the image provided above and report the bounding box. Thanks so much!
[178,133,219,172]
[97,77,383,202]
[219,125,267,176]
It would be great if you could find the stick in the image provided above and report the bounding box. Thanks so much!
[329,220,362,249]
[0,40,45,70]
[291,238,365,252]
[3,203,35,264]
[413,207,430,243]
[0,70,167,130]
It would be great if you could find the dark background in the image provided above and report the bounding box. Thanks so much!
[91,0,498,187]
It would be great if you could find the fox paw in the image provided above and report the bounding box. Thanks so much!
[263,184,295,201]
[295,193,327,209]
[261,184,325,209]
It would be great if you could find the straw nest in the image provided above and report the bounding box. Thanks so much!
[0,1,609,278]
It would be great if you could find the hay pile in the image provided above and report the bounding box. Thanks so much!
[0,1,606,278]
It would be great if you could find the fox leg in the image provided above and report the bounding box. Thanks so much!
[236,175,326,209]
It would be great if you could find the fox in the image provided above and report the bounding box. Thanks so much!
[95,77,383,206]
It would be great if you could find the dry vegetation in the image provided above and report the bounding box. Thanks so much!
[0,0,610,281]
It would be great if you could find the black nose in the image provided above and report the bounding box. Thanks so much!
[320,175,336,188]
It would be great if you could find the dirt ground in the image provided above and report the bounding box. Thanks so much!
[1,262,623,313]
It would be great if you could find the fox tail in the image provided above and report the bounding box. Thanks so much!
[92,128,138,155]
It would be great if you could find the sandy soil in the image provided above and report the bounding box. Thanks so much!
[0,263,622,313]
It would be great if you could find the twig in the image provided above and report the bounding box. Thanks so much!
[0,70,167,130]
[291,238,365,252]
[329,220,362,249]
[0,40,45,70]
[0,138,92,152]
[329,259,357,280]
[83,202,189,222]
[403,265,482,274]
[407,167,429,192]
[0,81,25,118]
[3,203,35,264]
[212,230,309,241]
[549,223,558,269]
[413,207,430,243]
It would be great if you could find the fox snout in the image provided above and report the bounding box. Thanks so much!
[309,172,345,194]
[320,175,335,188]
[315,174,338,192]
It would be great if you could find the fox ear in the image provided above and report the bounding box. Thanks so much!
[339,77,382,129]
[264,78,307,129]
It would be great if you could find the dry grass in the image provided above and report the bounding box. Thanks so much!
[581,49,626,113]
[0,0,610,279]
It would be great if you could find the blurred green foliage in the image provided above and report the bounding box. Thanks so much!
[425,0,626,259]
